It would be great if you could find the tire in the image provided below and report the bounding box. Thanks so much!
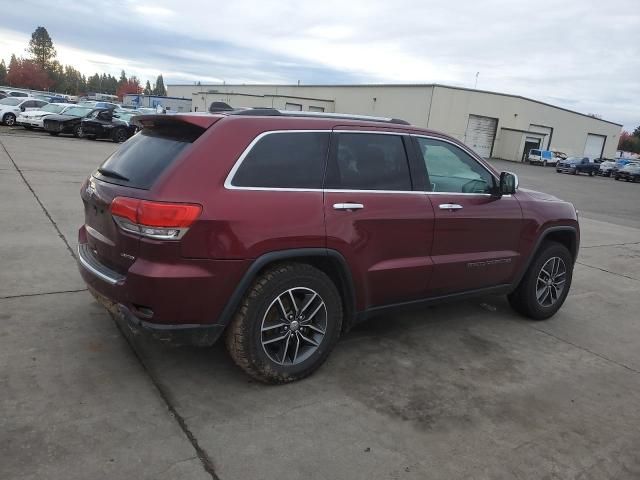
[3,113,16,126]
[225,263,343,384]
[508,242,573,320]
[588,171,593,176]
[572,168,577,175]
[73,125,82,138]
[48,132,59,136]
[24,125,33,130]
[112,128,128,143]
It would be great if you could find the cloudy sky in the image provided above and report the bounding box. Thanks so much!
[1,0,638,129]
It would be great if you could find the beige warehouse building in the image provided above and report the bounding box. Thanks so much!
[167,83,622,161]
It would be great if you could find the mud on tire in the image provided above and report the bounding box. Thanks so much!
[225,263,343,384]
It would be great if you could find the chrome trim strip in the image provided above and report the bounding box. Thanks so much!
[77,244,125,286]
[224,130,329,190]
[224,129,506,197]
[86,225,115,247]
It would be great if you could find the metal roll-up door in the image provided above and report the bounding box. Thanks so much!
[584,134,605,159]
[465,115,498,158]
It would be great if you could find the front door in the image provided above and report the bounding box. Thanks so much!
[412,136,522,296]
[323,131,435,310]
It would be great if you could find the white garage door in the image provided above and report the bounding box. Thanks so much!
[465,115,498,158]
[584,134,605,159]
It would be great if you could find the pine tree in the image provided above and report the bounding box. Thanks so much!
[28,26,57,69]
[7,55,19,86]
[153,74,166,96]
[118,70,127,87]
[143,80,152,95]
[0,60,7,85]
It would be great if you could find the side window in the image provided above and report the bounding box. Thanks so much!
[415,137,495,194]
[326,133,412,191]
[232,132,329,188]
[22,101,35,108]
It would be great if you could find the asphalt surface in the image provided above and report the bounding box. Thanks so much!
[2,126,640,480]
[488,159,640,229]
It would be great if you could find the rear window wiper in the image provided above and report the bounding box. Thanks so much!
[97,167,129,181]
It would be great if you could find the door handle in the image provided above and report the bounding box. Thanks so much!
[333,203,364,211]
[439,203,463,211]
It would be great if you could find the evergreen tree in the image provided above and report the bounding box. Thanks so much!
[153,74,166,96]
[28,26,57,69]
[144,80,152,95]
[0,60,6,85]
[118,69,127,87]
[7,55,19,86]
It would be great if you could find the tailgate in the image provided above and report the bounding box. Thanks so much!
[81,178,142,274]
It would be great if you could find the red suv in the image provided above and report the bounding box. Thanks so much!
[78,110,579,383]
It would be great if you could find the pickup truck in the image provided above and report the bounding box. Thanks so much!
[556,157,599,176]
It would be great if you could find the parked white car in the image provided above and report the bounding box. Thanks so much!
[17,103,76,129]
[0,98,48,126]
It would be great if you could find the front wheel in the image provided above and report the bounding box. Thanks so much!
[588,171,593,176]
[73,125,82,138]
[508,242,573,320]
[3,113,16,126]
[112,128,128,143]
[225,263,343,384]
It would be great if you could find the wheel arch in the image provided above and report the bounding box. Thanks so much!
[512,226,579,291]
[217,248,357,334]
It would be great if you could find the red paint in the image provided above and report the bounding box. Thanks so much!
[78,113,579,332]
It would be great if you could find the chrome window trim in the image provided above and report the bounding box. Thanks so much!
[224,130,330,190]
[224,129,504,197]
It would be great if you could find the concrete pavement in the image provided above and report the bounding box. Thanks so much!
[1,128,639,479]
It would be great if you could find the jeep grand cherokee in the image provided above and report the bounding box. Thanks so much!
[78,109,579,383]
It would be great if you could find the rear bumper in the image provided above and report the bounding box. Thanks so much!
[87,284,225,346]
[77,226,248,345]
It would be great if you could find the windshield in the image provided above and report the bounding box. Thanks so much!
[0,98,22,106]
[41,104,66,114]
[62,107,92,117]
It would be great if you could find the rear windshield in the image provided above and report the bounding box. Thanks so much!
[94,123,204,189]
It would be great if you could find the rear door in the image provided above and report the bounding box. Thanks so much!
[323,130,435,309]
[412,135,522,295]
[80,120,205,274]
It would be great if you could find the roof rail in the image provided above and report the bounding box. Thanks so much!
[226,108,411,125]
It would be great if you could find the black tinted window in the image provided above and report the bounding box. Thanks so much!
[326,133,411,190]
[232,132,329,188]
[94,124,203,189]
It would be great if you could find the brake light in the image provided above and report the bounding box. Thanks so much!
[111,197,202,240]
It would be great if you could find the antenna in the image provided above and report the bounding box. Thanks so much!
[474,72,479,89]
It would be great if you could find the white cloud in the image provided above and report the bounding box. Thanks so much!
[1,0,638,128]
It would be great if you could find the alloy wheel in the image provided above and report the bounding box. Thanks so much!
[261,287,327,365]
[536,257,567,307]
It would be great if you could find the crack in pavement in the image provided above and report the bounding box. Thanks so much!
[576,261,639,282]
[0,288,87,300]
[1,137,76,260]
[527,324,640,375]
[581,241,640,249]
[112,319,222,480]
[1,135,221,480]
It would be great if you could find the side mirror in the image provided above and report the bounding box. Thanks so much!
[498,171,518,195]
[20,106,25,112]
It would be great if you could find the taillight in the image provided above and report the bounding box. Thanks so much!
[111,197,202,240]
